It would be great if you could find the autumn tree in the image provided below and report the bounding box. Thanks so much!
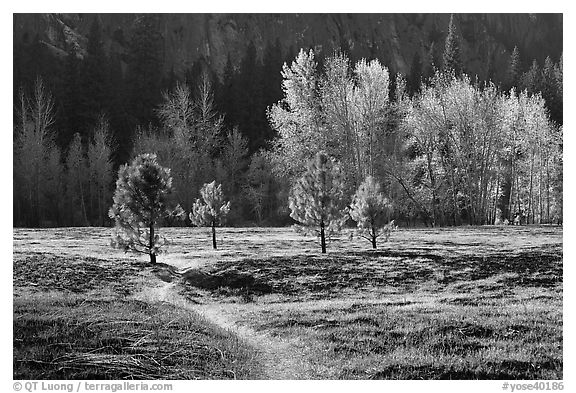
[349,176,394,249]
[269,49,322,178]
[353,58,390,179]
[401,76,444,226]
[66,133,90,226]
[13,78,60,226]
[87,116,114,226]
[42,144,65,226]
[189,181,231,249]
[244,151,277,224]
[144,75,224,214]
[109,153,184,263]
[288,152,348,253]
[215,127,249,222]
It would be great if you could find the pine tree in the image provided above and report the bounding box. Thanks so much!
[442,14,463,75]
[407,51,423,94]
[109,153,184,263]
[349,176,394,249]
[61,47,83,147]
[506,46,521,90]
[237,41,266,152]
[521,60,542,94]
[288,152,348,253]
[82,17,109,125]
[423,42,436,82]
[126,14,164,127]
[553,55,563,125]
[107,52,129,165]
[542,56,562,125]
[219,54,239,128]
[189,181,231,249]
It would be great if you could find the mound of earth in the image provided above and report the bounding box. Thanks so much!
[13,254,142,295]
[181,267,271,293]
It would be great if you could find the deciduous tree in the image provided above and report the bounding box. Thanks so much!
[87,116,114,226]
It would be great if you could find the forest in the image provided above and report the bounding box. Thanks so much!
[12,15,563,228]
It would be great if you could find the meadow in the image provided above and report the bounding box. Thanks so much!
[13,225,562,379]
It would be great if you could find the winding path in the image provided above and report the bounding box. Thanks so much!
[135,278,313,379]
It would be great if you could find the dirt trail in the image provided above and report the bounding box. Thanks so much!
[135,279,314,380]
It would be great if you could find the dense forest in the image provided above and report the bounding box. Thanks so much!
[13,14,562,227]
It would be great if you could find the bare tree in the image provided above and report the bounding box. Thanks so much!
[87,116,114,226]
[14,78,58,226]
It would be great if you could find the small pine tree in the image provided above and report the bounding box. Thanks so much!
[507,46,521,90]
[521,59,542,94]
[423,42,436,82]
[442,14,463,75]
[109,153,184,263]
[189,181,231,249]
[349,176,394,249]
[288,152,348,253]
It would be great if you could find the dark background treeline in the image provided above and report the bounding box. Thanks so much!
[13,14,562,227]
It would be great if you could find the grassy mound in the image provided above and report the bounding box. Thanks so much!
[13,253,263,379]
[13,254,141,295]
[180,248,562,300]
[14,295,263,379]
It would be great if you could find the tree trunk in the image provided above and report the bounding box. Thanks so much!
[493,174,500,224]
[371,236,377,249]
[149,223,156,264]
[528,154,534,224]
[450,168,459,226]
[97,187,103,227]
[508,160,515,222]
[546,156,550,223]
[79,176,89,226]
[320,220,326,254]
[426,152,437,227]
[212,220,217,250]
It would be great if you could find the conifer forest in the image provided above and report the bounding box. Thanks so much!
[13,13,564,382]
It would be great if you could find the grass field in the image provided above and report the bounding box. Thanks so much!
[13,225,562,379]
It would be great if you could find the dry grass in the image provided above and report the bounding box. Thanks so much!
[13,250,263,379]
[237,288,562,379]
[13,225,563,379]
[14,293,263,379]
